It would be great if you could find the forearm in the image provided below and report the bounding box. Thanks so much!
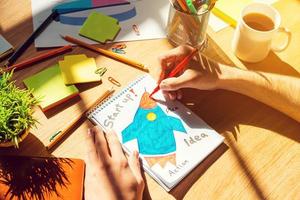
[217,65,300,123]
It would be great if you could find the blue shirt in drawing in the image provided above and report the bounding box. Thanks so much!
[121,105,187,155]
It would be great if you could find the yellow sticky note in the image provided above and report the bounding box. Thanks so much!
[59,54,100,84]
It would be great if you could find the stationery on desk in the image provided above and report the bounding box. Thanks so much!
[52,0,129,15]
[23,64,79,112]
[31,0,169,47]
[150,49,198,97]
[2,45,72,73]
[59,54,100,85]
[87,74,224,191]
[0,1,147,152]
[169,0,216,46]
[61,35,148,72]
[176,0,189,12]
[2,0,225,193]
[4,11,58,67]
[79,11,121,43]
[173,0,216,14]
[186,0,197,14]
[46,88,115,150]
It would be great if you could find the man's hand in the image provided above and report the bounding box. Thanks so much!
[158,45,223,100]
[158,46,300,123]
[84,126,145,200]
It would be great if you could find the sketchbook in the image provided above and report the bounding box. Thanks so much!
[87,75,224,191]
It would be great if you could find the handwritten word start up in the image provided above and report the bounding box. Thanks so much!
[103,92,136,128]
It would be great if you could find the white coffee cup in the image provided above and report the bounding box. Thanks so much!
[232,2,291,63]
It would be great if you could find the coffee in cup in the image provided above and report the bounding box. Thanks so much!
[232,3,291,63]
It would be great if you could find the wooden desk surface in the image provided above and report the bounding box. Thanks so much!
[1,0,300,199]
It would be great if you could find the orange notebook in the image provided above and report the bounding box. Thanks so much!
[0,155,85,200]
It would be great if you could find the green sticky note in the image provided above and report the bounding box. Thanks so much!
[79,11,121,43]
[23,64,79,112]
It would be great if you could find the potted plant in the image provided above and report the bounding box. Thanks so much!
[0,71,38,148]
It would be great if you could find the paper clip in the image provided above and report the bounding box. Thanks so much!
[112,43,127,49]
[95,67,107,77]
[112,48,126,54]
[49,130,62,142]
[108,76,121,87]
[132,24,140,36]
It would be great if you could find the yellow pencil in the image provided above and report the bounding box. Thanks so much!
[61,35,149,72]
[46,88,115,150]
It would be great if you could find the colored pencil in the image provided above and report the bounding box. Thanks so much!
[4,11,58,67]
[176,0,189,12]
[61,35,149,72]
[172,0,199,44]
[186,0,197,14]
[2,45,72,73]
[46,88,115,150]
[149,49,198,97]
[53,1,130,15]
[208,0,217,10]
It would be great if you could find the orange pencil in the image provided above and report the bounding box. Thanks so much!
[46,88,115,150]
[174,0,199,33]
[150,49,198,97]
[61,35,148,72]
[176,0,189,12]
[2,45,72,73]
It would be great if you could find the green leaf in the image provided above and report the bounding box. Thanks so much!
[0,71,38,147]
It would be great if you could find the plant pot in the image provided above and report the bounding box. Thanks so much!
[0,129,30,148]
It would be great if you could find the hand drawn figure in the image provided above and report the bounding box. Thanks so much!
[122,91,186,167]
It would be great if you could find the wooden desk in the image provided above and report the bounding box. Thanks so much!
[1,0,300,199]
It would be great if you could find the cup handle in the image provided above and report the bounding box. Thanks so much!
[271,27,292,52]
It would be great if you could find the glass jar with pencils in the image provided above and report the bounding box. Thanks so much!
[167,0,213,50]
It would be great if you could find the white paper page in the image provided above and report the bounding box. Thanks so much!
[31,0,169,47]
[88,75,224,190]
[208,14,229,32]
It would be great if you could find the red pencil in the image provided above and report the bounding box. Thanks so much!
[3,45,72,73]
[176,0,189,12]
[149,49,198,97]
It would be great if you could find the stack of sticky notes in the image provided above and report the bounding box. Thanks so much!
[59,54,100,85]
[24,54,101,112]
[24,64,79,112]
[79,12,120,43]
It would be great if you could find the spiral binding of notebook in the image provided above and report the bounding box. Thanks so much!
[87,75,147,118]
